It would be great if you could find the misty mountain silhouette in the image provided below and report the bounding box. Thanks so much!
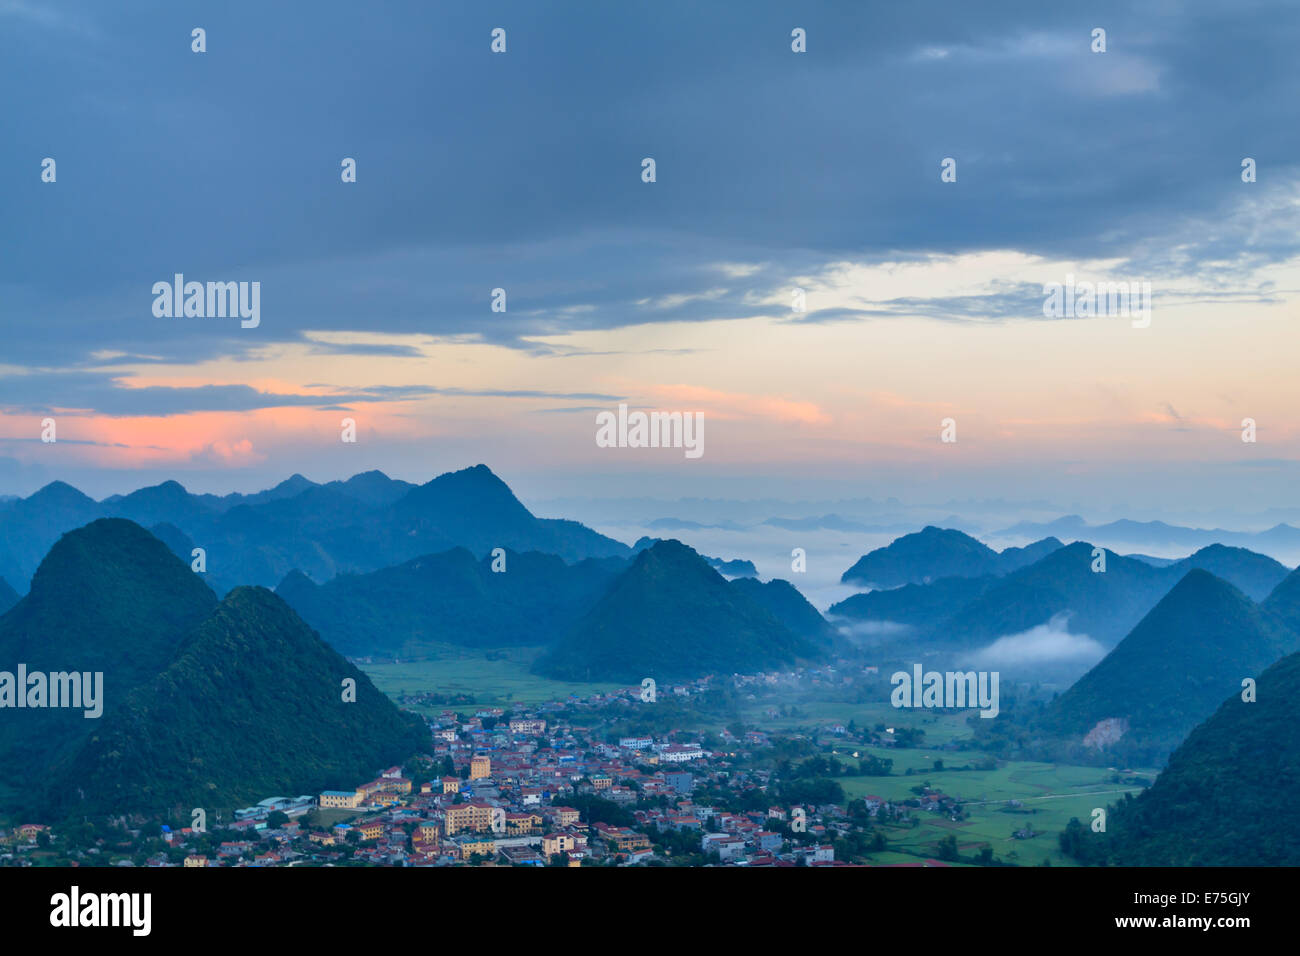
[533,539,824,682]
[1035,569,1298,764]
[276,547,625,657]
[840,527,1062,587]
[0,464,629,595]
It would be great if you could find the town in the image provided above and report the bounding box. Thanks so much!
[4,666,979,867]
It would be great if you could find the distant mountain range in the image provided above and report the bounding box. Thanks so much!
[0,519,427,818]
[533,539,827,682]
[0,465,630,596]
[277,548,626,657]
[1,468,841,686]
[996,514,1300,553]
[831,529,1291,651]
[840,527,1064,587]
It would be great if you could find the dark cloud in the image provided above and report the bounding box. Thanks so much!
[2,0,1297,374]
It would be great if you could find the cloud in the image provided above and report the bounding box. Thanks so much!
[964,614,1107,668]
[5,0,1300,372]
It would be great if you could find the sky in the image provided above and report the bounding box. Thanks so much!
[2,0,1298,519]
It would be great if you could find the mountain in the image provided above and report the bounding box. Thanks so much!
[997,536,1067,572]
[1094,646,1300,865]
[937,542,1168,648]
[1035,570,1298,764]
[149,522,197,566]
[728,577,838,648]
[632,537,757,576]
[1166,544,1288,601]
[708,557,758,577]
[533,540,823,682]
[0,519,218,782]
[276,547,625,657]
[0,466,630,595]
[841,527,999,587]
[1261,565,1300,632]
[0,577,18,615]
[0,481,104,589]
[44,586,430,817]
[390,465,628,564]
[840,528,1062,587]
[997,514,1300,555]
[823,531,1293,659]
[101,480,213,528]
[323,469,416,507]
[828,574,998,631]
[939,542,1289,650]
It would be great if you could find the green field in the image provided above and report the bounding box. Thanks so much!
[836,751,1154,866]
[358,645,624,710]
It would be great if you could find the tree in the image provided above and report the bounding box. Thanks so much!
[936,834,959,862]
[266,810,290,829]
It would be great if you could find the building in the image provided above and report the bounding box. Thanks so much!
[356,821,385,841]
[441,776,460,794]
[509,718,547,735]
[460,839,496,861]
[542,832,588,857]
[596,824,651,853]
[548,806,581,827]
[319,790,362,809]
[418,822,441,843]
[659,744,705,763]
[445,802,496,835]
[470,755,492,780]
[665,771,694,793]
[505,812,542,836]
